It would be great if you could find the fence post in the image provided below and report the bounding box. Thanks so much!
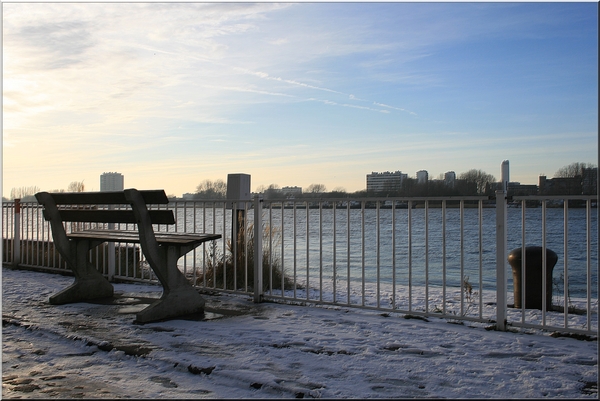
[107,216,116,281]
[253,194,263,303]
[12,199,21,267]
[495,190,507,330]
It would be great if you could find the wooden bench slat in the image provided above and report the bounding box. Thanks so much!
[67,229,220,246]
[42,190,169,205]
[54,209,176,225]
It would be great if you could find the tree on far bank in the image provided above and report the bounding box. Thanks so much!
[554,162,597,178]
[306,183,327,193]
[458,169,496,195]
[9,186,40,201]
[67,181,85,192]
[194,179,227,199]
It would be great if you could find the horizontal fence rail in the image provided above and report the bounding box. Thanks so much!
[2,194,597,335]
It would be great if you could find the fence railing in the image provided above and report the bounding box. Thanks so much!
[2,192,597,335]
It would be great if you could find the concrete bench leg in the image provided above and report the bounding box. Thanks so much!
[49,240,114,305]
[135,245,205,323]
[135,285,205,324]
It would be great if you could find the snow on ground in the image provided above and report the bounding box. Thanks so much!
[2,267,598,399]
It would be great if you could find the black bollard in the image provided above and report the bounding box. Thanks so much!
[508,246,558,310]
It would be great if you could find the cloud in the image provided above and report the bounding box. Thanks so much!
[239,68,414,116]
[217,85,296,98]
[238,68,346,96]
[373,102,417,116]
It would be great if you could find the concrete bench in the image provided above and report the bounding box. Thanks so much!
[35,188,221,323]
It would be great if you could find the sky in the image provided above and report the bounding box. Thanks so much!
[2,267,597,398]
[2,1,598,197]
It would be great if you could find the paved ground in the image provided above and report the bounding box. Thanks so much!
[2,269,268,399]
[2,267,598,399]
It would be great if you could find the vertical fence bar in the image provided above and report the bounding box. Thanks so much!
[460,200,465,316]
[253,195,263,303]
[269,202,273,295]
[442,200,447,314]
[281,202,285,297]
[22,202,26,264]
[23,202,28,265]
[586,199,592,330]
[563,200,569,328]
[2,205,7,263]
[542,200,547,326]
[376,200,381,308]
[495,190,507,331]
[521,199,527,323]
[392,200,396,310]
[192,201,198,286]
[293,202,297,299]
[13,199,21,267]
[244,201,249,292]
[107,203,116,281]
[35,203,41,267]
[182,201,188,276]
[425,200,429,313]
[408,200,413,311]
[333,201,337,304]
[319,202,324,302]
[221,202,226,290]
[478,199,483,320]
[361,200,366,307]
[306,201,309,301]
[347,202,351,305]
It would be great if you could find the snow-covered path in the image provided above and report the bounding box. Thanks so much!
[2,267,597,398]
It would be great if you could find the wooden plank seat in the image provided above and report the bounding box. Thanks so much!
[34,188,221,323]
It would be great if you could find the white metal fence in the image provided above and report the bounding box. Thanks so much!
[2,192,597,335]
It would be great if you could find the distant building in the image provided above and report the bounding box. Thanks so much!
[100,172,124,191]
[281,186,302,195]
[501,160,510,192]
[538,175,582,195]
[507,182,538,196]
[582,168,598,195]
[366,171,407,193]
[444,171,456,187]
[416,170,428,184]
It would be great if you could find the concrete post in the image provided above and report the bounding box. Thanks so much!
[226,174,251,280]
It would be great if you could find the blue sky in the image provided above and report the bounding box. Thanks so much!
[2,2,598,196]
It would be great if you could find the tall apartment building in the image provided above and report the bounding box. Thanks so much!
[582,167,598,195]
[444,171,456,187]
[416,170,428,184]
[100,172,124,191]
[366,171,407,192]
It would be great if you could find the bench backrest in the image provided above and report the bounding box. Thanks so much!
[35,189,175,225]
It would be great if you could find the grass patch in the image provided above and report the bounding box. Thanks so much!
[197,221,294,292]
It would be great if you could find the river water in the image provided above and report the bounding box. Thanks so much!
[178,205,598,299]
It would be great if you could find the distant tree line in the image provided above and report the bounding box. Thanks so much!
[5,162,595,203]
[4,181,85,202]
[186,162,596,200]
[553,162,596,178]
